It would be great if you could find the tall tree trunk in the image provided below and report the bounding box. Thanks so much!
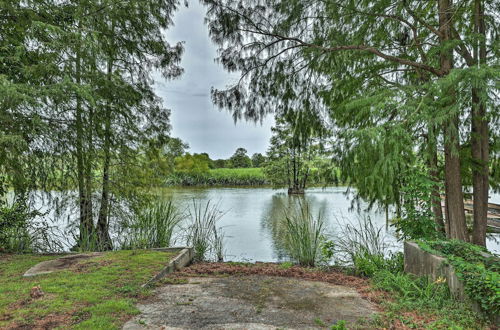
[471,0,489,246]
[427,123,445,233]
[75,49,94,248]
[97,57,114,251]
[439,0,468,241]
[97,112,112,250]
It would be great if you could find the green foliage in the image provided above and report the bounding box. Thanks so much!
[251,153,266,167]
[0,195,61,253]
[263,114,333,191]
[418,240,500,318]
[392,165,443,241]
[120,199,183,249]
[329,320,347,330]
[186,200,226,262]
[280,201,327,267]
[372,270,484,328]
[166,168,268,186]
[228,148,252,168]
[353,252,404,278]
[213,159,227,168]
[0,197,38,252]
[332,216,389,266]
[175,153,211,175]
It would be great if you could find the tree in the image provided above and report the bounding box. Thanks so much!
[228,148,252,168]
[175,153,211,174]
[251,153,266,168]
[202,0,499,244]
[1,0,184,250]
[263,112,326,194]
[213,159,227,168]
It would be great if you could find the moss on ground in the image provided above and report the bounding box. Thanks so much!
[0,250,173,329]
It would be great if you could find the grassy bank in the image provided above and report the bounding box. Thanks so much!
[0,250,174,329]
[166,168,268,186]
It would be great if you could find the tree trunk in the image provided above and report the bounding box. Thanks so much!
[75,47,94,248]
[444,120,468,241]
[96,59,113,250]
[471,0,489,246]
[439,0,468,241]
[96,111,112,250]
[427,123,445,233]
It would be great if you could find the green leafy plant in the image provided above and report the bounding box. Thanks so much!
[418,240,499,318]
[0,195,60,253]
[372,269,484,328]
[392,165,443,241]
[329,320,347,330]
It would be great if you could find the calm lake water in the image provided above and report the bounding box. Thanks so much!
[37,187,500,260]
[160,187,500,261]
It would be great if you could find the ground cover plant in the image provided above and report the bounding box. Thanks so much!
[417,239,500,319]
[0,250,174,329]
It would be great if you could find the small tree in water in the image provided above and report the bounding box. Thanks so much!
[264,112,329,194]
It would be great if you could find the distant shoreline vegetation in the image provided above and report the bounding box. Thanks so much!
[164,167,341,188]
[165,168,268,186]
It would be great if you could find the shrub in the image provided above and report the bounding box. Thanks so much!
[332,216,388,265]
[0,195,61,253]
[393,165,443,240]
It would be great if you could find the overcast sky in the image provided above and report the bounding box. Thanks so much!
[154,2,274,160]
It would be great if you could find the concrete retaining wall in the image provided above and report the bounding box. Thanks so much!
[404,241,498,325]
[142,247,194,288]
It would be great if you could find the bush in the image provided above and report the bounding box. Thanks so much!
[0,195,60,253]
[166,168,268,186]
[352,251,403,277]
[393,165,443,240]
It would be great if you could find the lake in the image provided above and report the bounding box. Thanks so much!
[160,186,500,261]
[37,187,500,260]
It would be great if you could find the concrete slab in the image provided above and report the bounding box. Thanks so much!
[23,253,104,277]
[123,275,376,329]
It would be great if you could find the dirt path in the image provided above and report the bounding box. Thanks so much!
[123,275,377,329]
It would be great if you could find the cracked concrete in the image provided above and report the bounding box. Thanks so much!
[123,275,376,329]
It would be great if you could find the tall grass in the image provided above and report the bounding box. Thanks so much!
[166,168,268,186]
[186,199,226,262]
[331,216,404,276]
[281,201,325,267]
[120,199,183,249]
[333,215,389,264]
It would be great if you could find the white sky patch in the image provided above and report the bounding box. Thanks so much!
[154,1,274,160]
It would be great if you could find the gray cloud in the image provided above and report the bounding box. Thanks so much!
[154,2,273,160]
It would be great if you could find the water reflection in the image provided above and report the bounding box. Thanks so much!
[33,187,500,260]
[260,193,329,261]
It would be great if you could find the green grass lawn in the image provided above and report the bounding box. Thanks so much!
[0,250,174,329]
